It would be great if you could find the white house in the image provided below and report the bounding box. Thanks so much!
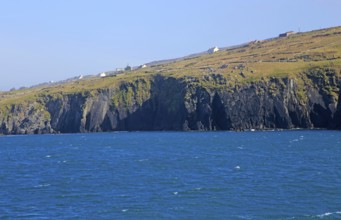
[139,64,147,69]
[99,72,106,78]
[208,46,219,54]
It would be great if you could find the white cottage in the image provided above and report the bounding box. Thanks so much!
[99,72,106,78]
[208,46,219,54]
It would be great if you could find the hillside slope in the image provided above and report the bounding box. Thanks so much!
[0,26,341,134]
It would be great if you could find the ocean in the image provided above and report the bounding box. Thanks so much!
[0,131,340,219]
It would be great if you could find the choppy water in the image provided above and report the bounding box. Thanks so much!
[0,131,341,219]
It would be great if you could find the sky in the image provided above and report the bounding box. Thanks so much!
[0,0,340,91]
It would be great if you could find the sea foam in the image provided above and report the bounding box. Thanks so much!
[316,211,341,218]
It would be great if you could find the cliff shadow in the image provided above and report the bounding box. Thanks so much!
[101,75,188,131]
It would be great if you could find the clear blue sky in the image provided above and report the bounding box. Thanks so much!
[0,0,340,91]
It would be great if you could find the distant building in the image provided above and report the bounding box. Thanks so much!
[116,68,124,72]
[139,64,147,69]
[279,31,296,37]
[99,72,106,78]
[78,75,83,79]
[104,71,117,76]
[208,46,219,54]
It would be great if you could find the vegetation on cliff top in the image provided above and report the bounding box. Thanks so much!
[0,26,340,108]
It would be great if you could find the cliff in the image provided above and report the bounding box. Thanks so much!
[0,26,341,134]
[0,67,340,134]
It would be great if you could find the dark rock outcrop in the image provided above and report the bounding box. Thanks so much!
[331,85,341,129]
[0,103,52,135]
[46,93,87,133]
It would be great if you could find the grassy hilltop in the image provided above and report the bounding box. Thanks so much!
[1,26,341,107]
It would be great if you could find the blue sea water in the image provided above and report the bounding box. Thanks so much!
[0,130,341,219]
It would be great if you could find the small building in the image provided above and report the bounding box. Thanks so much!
[279,31,296,37]
[78,75,83,79]
[139,64,147,69]
[99,72,106,78]
[116,68,124,72]
[208,46,219,54]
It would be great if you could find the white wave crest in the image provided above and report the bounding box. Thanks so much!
[34,184,50,188]
[316,211,341,218]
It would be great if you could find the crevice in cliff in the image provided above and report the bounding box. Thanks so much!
[46,94,86,133]
[211,92,230,130]
[310,104,332,128]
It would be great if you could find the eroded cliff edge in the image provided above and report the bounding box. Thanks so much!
[0,66,340,134]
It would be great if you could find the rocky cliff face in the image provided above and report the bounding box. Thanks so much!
[0,102,52,135]
[0,67,340,134]
[332,85,341,129]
